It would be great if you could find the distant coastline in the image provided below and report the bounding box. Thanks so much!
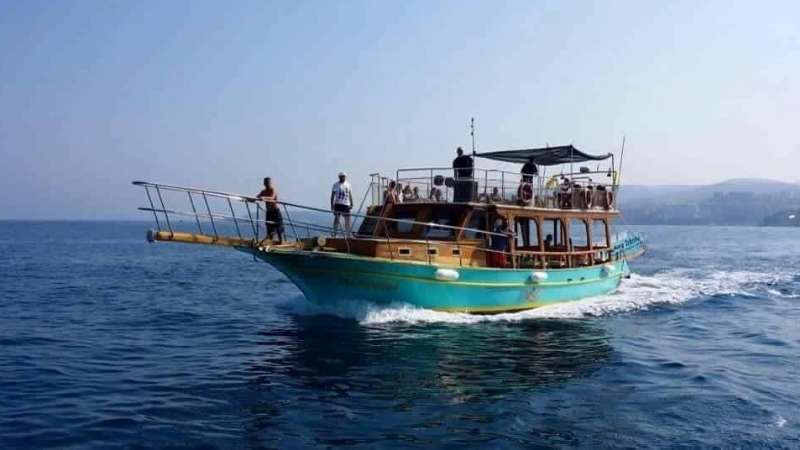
[2,178,799,226]
[619,178,800,227]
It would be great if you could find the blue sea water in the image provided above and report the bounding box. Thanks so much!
[0,221,798,449]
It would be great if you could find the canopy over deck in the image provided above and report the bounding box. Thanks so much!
[475,145,612,166]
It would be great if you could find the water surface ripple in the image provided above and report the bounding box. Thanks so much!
[1,223,798,448]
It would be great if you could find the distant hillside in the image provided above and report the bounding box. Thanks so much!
[618,179,800,226]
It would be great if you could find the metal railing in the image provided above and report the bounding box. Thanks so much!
[133,180,631,269]
[372,166,618,210]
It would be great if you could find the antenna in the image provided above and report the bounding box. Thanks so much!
[470,117,476,155]
[616,136,626,193]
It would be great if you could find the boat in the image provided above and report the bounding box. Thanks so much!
[133,144,644,313]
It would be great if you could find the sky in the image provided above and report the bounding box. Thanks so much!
[1,0,798,220]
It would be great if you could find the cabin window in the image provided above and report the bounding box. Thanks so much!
[542,218,567,248]
[383,204,422,237]
[514,217,540,249]
[398,248,412,256]
[462,211,487,240]
[568,219,590,249]
[427,248,438,256]
[591,219,608,248]
[424,208,464,239]
[451,248,461,256]
[392,211,416,234]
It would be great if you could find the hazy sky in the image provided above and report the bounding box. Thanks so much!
[1,0,798,219]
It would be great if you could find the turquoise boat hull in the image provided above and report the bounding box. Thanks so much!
[250,248,631,313]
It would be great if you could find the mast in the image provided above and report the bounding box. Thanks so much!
[616,136,626,196]
[470,117,476,155]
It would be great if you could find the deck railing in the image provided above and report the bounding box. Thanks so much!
[380,166,617,210]
[133,181,638,268]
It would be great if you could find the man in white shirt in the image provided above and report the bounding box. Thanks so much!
[330,171,354,237]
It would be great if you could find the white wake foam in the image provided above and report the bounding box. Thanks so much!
[287,269,795,325]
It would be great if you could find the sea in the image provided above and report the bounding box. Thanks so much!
[1,222,798,449]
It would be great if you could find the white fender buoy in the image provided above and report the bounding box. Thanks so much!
[601,263,615,277]
[530,271,548,282]
[435,268,460,281]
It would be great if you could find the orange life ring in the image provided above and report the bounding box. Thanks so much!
[605,191,614,209]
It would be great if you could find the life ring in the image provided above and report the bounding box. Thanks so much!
[518,182,533,202]
[582,189,593,208]
[605,190,614,209]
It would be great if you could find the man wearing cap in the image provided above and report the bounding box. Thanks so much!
[330,171,354,237]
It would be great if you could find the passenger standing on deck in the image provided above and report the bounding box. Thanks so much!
[383,180,399,206]
[452,146,475,202]
[256,177,284,244]
[452,147,474,180]
[330,172,354,237]
[521,157,538,183]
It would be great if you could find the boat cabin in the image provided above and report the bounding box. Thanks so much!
[309,145,622,269]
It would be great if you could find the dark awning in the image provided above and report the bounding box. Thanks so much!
[475,145,612,166]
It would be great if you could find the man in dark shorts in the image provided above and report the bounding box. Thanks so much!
[256,177,284,244]
[330,171,354,237]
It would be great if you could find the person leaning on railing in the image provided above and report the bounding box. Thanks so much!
[256,177,284,244]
